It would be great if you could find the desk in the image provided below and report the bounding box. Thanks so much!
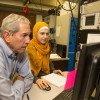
[23,71,68,100]
[50,57,69,61]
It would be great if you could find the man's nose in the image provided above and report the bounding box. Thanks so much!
[25,37,30,44]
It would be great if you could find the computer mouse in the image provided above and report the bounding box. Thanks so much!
[43,83,51,91]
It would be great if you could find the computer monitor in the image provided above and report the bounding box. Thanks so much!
[72,43,100,100]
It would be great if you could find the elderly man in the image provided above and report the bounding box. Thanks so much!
[0,13,33,100]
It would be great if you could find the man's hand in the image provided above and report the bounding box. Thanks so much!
[53,70,64,76]
[17,75,24,81]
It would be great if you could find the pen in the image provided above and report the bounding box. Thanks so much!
[27,94,30,100]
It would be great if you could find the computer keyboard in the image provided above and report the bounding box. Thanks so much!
[53,87,73,100]
[41,73,66,87]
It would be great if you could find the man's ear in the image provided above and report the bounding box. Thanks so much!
[3,30,11,42]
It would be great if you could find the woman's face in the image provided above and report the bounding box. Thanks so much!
[37,28,49,44]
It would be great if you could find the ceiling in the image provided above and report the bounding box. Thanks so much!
[11,0,65,6]
[0,0,65,15]
[0,0,79,15]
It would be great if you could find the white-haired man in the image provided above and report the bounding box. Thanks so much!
[0,13,33,100]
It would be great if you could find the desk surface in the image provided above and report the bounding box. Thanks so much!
[50,57,69,61]
[23,72,68,100]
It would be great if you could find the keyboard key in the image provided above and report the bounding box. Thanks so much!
[53,87,73,100]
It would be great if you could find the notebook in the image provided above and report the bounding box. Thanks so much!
[64,70,77,90]
[41,73,66,87]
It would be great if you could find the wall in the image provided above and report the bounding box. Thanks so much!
[0,9,36,40]
[0,10,36,29]
[36,15,43,23]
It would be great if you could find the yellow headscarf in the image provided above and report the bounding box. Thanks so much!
[27,22,50,76]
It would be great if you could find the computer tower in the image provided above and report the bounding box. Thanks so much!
[56,44,67,58]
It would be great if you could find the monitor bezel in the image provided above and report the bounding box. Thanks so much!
[72,43,100,100]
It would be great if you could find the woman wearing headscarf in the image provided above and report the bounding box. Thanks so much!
[27,22,64,89]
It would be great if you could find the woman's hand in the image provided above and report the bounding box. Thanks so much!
[53,70,64,76]
[36,78,50,89]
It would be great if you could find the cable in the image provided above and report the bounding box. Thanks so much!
[40,0,42,11]
[57,0,79,11]
[68,0,77,30]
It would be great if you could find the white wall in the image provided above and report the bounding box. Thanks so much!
[36,15,43,23]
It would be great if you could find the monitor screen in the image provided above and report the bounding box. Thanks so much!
[72,42,100,100]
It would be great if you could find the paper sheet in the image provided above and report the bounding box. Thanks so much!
[50,53,61,59]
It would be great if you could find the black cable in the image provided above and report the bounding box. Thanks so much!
[40,0,42,11]
[57,0,79,11]
[68,0,77,30]
[31,0,39,9]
